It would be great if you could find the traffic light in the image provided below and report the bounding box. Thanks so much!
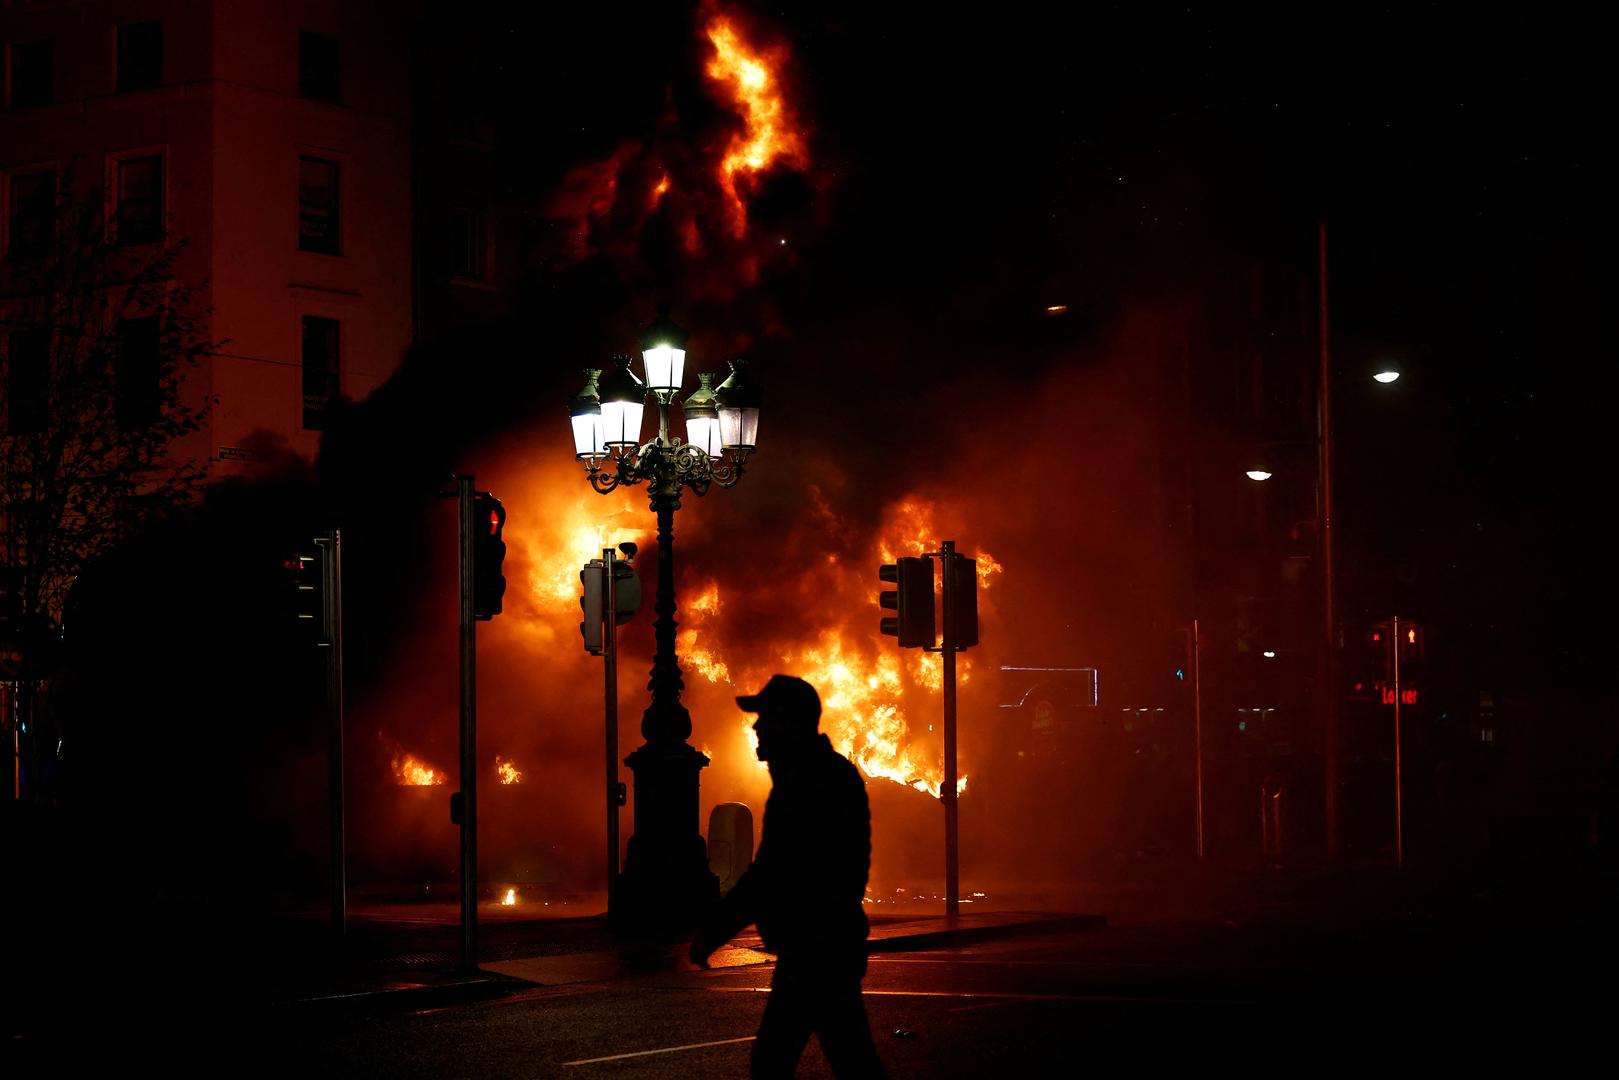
[1398,621,1423,664]
[472,492,507,621]
[580,544,641,655]
[946,553,978,650]
[1395,620,1424,685]
[282,549,326,645]
[1366,621,1395,683]
[610,542,641,625]
[579,560,605,654]
[879,557,935,648]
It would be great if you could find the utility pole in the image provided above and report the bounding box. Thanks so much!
[603,545,621,912]
[940,541,959,924]
[316,529,345,938]
[457,476,478,972]
[1193,617,1205,860]
[1392,614,1404,869]
[1319,219,1341,861]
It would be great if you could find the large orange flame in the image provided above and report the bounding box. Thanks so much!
[394,753,446,786]
[704,13,806,235]
[612,496,998,798]
[497,755,523,785]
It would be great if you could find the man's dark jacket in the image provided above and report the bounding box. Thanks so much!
[706,734,871,960]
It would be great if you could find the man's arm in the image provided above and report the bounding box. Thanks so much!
[691,801,778,966]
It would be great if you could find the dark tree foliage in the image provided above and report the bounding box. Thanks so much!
[1,180,210,663]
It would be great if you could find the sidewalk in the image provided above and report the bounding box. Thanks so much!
[271,904,1108,1014]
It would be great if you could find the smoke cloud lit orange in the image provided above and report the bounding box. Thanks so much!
[541,3,815,298]
[705,14,806,235]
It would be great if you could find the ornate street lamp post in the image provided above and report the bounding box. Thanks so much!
[568,308,761,929]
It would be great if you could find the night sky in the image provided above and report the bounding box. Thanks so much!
[439,1,1614,695]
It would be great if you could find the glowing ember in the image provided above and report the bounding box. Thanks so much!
[501,888,518,906]
[497,755,523,785]
[394,753,445,786]
[705,13,805,234]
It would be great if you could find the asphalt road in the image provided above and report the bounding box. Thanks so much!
[118,913,1600,1078]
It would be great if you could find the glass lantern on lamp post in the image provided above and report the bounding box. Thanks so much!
[567,309,761,930]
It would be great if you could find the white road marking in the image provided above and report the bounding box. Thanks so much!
[562,1035,757,1066]
[868,956,1180,969]
[693,986,1260,1006]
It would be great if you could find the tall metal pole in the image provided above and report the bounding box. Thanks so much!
[941,541,959,923]
[615,468,717,928]
[644,495,689,742]
[1193,618,1205,860]
[1319,219,1341,860]
[457,476,478,971]
[603,546,620,912]
[318,529,346,938]
[1392,614,1404,869]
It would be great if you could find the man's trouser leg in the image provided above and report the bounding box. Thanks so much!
[814,978,886,1079]
[751,968,814,1079]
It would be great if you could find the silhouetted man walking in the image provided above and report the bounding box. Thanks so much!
[691,675,885,1079]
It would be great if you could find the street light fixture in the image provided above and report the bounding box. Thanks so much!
[597,357,646,449]
[640,305,688,399]
[1245,469,1274,482]
[682,373,724,457]
[1373,369,1401,384]
[569,369,605,460]
[567,308,760,929]
[715,358,761,452]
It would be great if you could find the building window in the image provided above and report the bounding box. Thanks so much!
[298,157,340,255]
[301,316,340,431]
[7,38,53,109]
[451,205,487,281]
[4,329,49,435]
[114,154,164,246]
[298,31,340,102]
[117,21,164,93]
[117,316,162,430]
[7,167,56,259]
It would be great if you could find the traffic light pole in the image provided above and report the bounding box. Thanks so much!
[316,529,346,938]
[458,476,479,972]
[1392,614,1403,869]
[940,541,960,924]
[1319,219,1342,861]
[1193,617,1205,861]
[603,546,621,913]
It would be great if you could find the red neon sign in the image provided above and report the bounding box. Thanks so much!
[1380,688,1418,706]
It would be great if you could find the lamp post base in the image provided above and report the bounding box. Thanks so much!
[610,740,719,932]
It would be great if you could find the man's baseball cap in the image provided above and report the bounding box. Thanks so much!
[736,674,821,727]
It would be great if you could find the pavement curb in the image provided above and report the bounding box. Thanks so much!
[281,973,525,1015]
[866,913,1107,953]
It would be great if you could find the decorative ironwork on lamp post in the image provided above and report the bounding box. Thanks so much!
[568,308,761,929]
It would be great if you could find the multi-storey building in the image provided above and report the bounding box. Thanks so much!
[1,0,413,473]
